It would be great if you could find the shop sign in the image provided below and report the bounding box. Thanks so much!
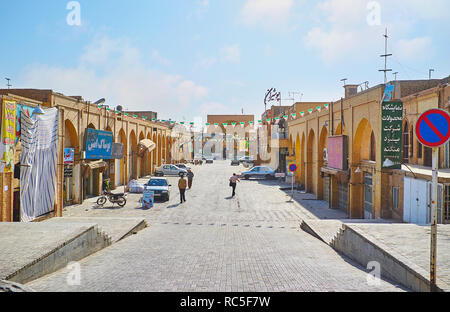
[64,167,73,177]
[111,143,124,159]
[142,187,154,209]
[381,101,403,169]
[64,148,75,164]
[84,128,113,160]
[327,135,348,170]
[0,100,17,173]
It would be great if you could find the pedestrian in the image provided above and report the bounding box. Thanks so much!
[187,169,194,189]
[229,173,240,197]
[178,174,187,203]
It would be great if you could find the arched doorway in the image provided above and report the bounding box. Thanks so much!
[146,132,152,175]
[300,132,306,186]
[318,126,328,200]
[139,131,145,178]
[403,121,409,163]
[307,129,315,194]
[157,134,162,166]
[129,130,137,180]
[152,133,157,171]
[353,118,375,219]
[117,129,127,186]
[295,134,301,184]
[64,120,80,204]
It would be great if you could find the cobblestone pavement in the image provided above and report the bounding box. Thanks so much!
[28,161,405,292]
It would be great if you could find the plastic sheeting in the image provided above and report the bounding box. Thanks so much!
[20,108,58,222]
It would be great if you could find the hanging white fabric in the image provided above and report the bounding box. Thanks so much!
[20,108,59,222]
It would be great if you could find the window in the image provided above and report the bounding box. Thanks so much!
[410,126,414,158]
[392,187,400,211]
[418,142,423,159]
[403,122,409,163]
[370,131,376,161]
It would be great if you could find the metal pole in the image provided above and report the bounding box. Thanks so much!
[291,170,294,201]
[430,147,438,291]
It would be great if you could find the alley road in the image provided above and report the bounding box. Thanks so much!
[28,161,404,291]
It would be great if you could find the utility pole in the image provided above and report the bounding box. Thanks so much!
[379,28,392,84]
[393,72,398,81]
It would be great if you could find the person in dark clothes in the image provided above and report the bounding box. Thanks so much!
[178,174,187,203]
[229,173,240,197]
[187,169,194,189]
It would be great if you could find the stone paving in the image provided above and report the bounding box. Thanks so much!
[27,161,404,292]
[347,223,450,290]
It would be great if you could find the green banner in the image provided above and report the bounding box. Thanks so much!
[381,101,403,169]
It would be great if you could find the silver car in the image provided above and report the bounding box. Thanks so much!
[155,164,187,177]
[241,166,276,180]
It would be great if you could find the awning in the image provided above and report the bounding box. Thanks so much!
[82,160,107,178]
[138,139,156,157]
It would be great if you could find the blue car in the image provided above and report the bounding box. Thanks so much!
[241,166,276,180]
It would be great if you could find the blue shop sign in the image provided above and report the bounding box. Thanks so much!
[85,128,113,159]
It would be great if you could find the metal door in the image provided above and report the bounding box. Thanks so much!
[364,173,373,219]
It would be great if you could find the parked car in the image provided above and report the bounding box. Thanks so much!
[205,157,214,164]
[239,156,255,165]
[241,166,276,180]
[154,164,187,177]
[230,157,240,166]
[145,178,171,201]
[175,163,191,171]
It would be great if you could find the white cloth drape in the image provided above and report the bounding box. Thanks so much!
[20,108,59,222]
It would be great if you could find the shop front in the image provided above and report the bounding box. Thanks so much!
[82,128,113,199]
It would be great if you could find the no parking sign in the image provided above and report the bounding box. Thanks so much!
[416,109,450,148]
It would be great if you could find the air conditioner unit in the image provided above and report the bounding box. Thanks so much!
[323,148,328,161]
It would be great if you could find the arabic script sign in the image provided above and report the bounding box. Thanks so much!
[381,101,403,169]
[84,128,113,160]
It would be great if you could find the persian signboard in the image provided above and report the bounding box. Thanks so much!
[327,135,348,170]
[381,101,403,169]
[84,128,113,160]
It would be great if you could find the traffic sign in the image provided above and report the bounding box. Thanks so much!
[289,163,297,172]
[416,109,450,147]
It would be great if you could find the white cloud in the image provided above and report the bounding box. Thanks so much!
[199,102,229,115]
[240,0,294,28]
[220,44,241,63]
[151,50,171,66]
[394,37,433,62]
[195,56,217,69]
[303,0,442,64]
[19,36,208,120]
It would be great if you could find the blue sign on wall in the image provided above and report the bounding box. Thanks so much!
[85,128,113,159]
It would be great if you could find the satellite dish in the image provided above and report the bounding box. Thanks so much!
[116,105,123,111]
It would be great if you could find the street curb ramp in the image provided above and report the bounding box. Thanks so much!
[300,220,450,292]
[5,224,111,285]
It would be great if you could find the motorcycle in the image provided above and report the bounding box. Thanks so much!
[97,190,127,207]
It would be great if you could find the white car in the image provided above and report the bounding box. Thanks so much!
[154,164,187,177]
[145,178,171,201]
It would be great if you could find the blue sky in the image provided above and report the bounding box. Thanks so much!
[1,0,449,122]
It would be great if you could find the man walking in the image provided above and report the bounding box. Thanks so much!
[187,169,194,189]
[229,173,240,198]
[178,174,187,203]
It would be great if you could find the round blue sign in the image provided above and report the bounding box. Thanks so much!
[289,164,297,172]
[416,109,450,148]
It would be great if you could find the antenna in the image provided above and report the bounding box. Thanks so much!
[379,28,392,84]
[429,69,435,80]
[393,72,398,81]
[288,91,302,103]
[5,78,11,89]
[340,78,347,86]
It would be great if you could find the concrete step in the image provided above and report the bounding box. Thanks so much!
[43,217,148,243]
[0,222,111,285]
[300,219,450,292]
